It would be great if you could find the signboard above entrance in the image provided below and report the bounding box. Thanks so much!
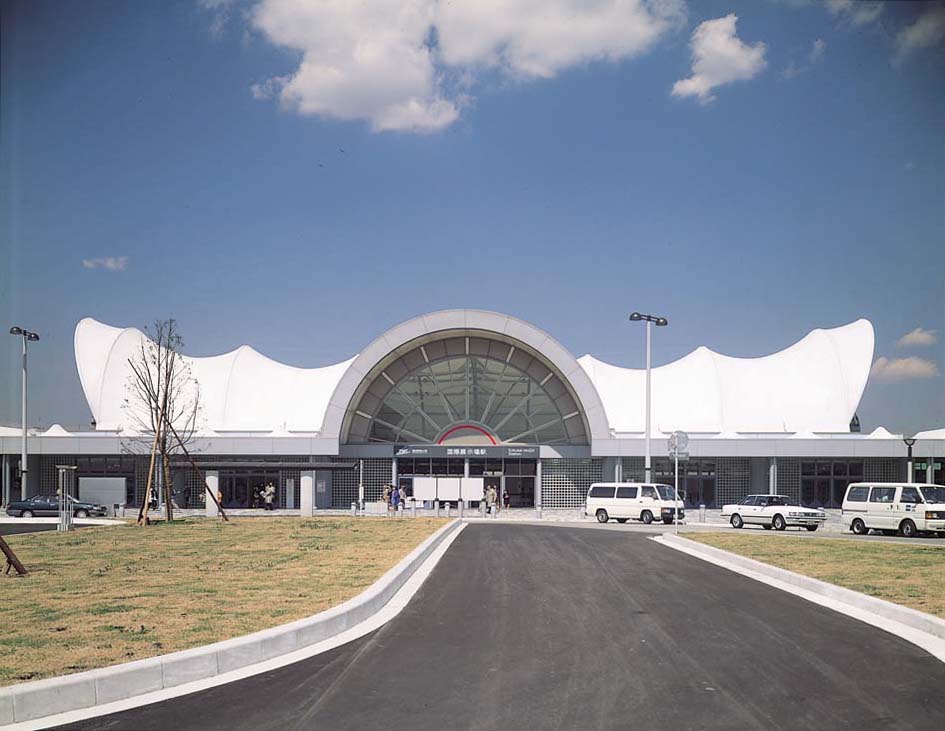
[395,445,539,459]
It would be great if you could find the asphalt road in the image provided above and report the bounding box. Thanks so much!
[63,524,945,730]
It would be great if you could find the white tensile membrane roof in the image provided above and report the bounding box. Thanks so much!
[75,316,876,438]
[577,319,875,436]
[75,318,355,435]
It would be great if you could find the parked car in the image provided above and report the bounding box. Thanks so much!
[585,482,684,524]
[721,494,826,531]
[5,495,108,518]
[842,482,945,538]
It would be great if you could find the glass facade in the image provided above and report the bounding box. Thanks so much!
[801,460,864,508]
[345,336,587,446]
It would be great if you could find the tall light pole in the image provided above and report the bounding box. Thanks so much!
[9,327,40,500]
[903,437,916,483]
[629,312,668,483]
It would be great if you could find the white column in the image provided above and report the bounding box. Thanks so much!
[300,471,315,516]
[768,457,777,495]
[535,459,542,508]
[286,477,296,510]
[205,471,219,517]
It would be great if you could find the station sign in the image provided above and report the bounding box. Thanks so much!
[394,445,539,459]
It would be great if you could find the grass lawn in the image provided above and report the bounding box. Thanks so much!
[0,517,446,686]
[688,533,945,619]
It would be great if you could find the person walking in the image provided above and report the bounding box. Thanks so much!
[503,487,511,509]
[263,483,276,511]
[485,485,496,515]
[382,484,391,511]
[390,483,401,513]
[398,485,407,508]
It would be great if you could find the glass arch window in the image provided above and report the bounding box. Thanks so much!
[345,335,588,446]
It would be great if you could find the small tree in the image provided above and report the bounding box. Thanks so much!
[123,319,201,522]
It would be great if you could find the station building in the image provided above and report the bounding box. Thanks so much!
[1,310,943,512]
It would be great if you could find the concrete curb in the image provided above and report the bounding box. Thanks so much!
[654,533,945,661]
[0,519,462,726]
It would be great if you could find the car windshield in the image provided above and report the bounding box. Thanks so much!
[656,485,680,501]
[920,486,945,504]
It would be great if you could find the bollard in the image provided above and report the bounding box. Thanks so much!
[491,505,497,519]
[535,506,542,519]
[480,502,487,518]
[411,499,417,518]
[351,502,357,516]
[459,500,464,518]
[577,505,584,520]
[398,504,404,517]
[434,500,440,518]
[699,504,706,523]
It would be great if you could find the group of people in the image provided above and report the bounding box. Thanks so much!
[483,485,511,513]
[382,483,407,512]
[252,483,277,510]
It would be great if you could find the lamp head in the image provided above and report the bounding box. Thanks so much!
[903,437,917,447]
[655,317,669,327]
[628,312,642,321]
[26,332,39,341]
[9,326,22,335]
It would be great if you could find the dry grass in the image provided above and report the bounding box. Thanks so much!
[688,533,945,619]
[0,517,445,686]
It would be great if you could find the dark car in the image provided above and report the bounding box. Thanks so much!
[5,495,108,518]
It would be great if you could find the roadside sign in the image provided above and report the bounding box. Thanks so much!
[673,451,690,461]
[668,431,689,456]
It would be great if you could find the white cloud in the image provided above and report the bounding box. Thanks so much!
[825,0,884,27]
[783,38,825,78]
[894,2,945,59]
[82,256,129,271]
[897,327,938,347]
[198,0,237,39]
[247,0,687,133]
[672,14,766,104]
[434,0,687,79]
[870,356,939,381]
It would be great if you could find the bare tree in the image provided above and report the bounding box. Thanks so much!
[122,319,201,523]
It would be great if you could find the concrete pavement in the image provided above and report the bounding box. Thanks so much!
[62,523,945,731]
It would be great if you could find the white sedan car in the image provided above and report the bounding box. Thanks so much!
[721,494,826,532]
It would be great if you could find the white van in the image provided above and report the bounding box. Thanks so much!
[584,482,684,525]
[842,482,945,538]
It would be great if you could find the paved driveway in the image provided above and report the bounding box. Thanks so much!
[63,524,945,730]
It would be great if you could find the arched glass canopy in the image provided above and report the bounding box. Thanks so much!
[344,335,588,445]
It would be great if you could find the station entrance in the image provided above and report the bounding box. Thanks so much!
[395,455,537,508]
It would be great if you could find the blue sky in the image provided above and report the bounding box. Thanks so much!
[1,0,943,434]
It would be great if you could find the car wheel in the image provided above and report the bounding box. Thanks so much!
[851,518,867,535]
[730,514,744,529]
[805,525,818,532]
[75,509,89,518]
[641,510,653,525]
[899,519,917,539]
[772,514,786,531]
[616,518,628,524]
[21,510,34,518]
[596,509,609,523]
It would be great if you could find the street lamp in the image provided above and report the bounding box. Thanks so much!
[904,437,916,482]
[628,312,668,483]
[9,326,40,500]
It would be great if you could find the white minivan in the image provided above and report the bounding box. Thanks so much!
[584,482,684,525]
[842,482,945,538]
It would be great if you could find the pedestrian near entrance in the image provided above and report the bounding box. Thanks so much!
[398,485,406,506]
[391,484,401,512]
[263,483,276,510]
[382,484,391,510]
[485,486,496,515]
[503,488,511,509]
